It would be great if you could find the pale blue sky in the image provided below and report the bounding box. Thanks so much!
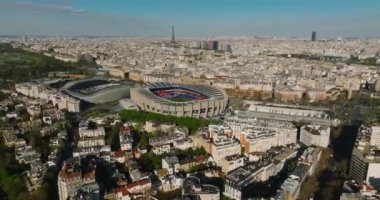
[0,0,379,37]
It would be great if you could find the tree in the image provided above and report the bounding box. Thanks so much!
[241,147,245,155]
[299,175,319,200]
[319,187,335,200]
[330,125,342,139]
[107,124,121,151]
[136,153,163,172]
[0,91,8,101]
[120,110,214,134]
[78,54,96,66]
[207,161,214,168]
[301,92,310,103]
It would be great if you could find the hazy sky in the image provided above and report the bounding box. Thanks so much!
[1,0,379,38]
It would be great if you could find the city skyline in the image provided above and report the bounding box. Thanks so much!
[1,0,380,38]
[1,1,380,198]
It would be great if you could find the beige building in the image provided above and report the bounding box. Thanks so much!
[128,70,144,82]
[58,158,96,200]
[300,125,330,148]
[220,154,245,174]
[210,137,241,165]
[370,126,380,147]
[109,67,127,79]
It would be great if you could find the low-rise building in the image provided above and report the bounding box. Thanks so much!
[15,145,40,164]
[109,67,127,79]
[340,181,379,200]
[26,104,41,117]
[71,182,100,200]
[279,163,310,200]
[183,176,220,200]
[74,121,106,157]
[126,178,151,194]
[58,157,97,200]
[178,155,212,172]
[225,147,298,199]
[152,144,171,155]
[220,154,245,174]
[21,160,47,192]
[119,124,133,151]
[144,121,177,133]
[224,168,255,200]
[149,130,187,146]
[111,150,126,163]
[173,139,193,150]
[276,147,321,200]
[159,175,183,192]
[2,130,26,147]
[162,156,179,175]
[105,186,131,200]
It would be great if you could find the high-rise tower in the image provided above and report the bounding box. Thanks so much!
[171,25,176,44]
[311,31,317,41]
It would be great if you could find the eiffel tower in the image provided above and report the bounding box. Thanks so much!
[171,25,176,44]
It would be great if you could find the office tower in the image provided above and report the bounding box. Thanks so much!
[22,35,28,43]
[311,31,317,41]
[348,81,353,100]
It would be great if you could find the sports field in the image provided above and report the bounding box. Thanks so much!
[152,88,209,102]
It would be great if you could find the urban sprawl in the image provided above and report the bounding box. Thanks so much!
[0,32,380,200]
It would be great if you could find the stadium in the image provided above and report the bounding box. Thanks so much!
[61,77,136,104]
[130,83,228,118]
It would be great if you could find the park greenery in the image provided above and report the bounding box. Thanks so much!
[120,110,215,134]
[0,104,68,199]
[0,91,8,102]
[105,123,122,151]
[0,43,97,83]
[0,131,54,200]
[299,148,331,200]
[0,144,26,200]
[136,147,207,172]
[348,55,380,66]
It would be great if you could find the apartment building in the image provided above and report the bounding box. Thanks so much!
[300,125,330,148]
[162,156,179,175]
[58,157,97,200]
[240,126,296,154]
[210,134,241,165]
[349,126,380,190]
[74,121,106,157]
[220,154,245,174]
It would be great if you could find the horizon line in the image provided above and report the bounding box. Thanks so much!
[1,34,379,40]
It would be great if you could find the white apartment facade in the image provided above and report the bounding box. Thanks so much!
[240,127,296,154]
[211,138,241,165]
[370,126,380,147]
[74,126,106,157]
[152,144,171,155]
[300,125,330,148]
[220,155,245,174]
[15,82,80,113]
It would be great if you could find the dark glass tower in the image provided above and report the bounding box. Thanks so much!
[311,31,317,41]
